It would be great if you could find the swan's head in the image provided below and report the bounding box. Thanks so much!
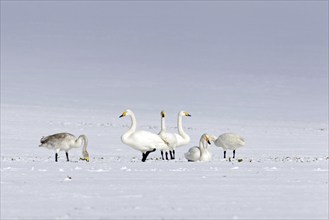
[79,135,89,162]
[161,111,166,118]
[119,109,133,118]
[80,150,90,162]
[179,111,191,117]
[201,134,211,145]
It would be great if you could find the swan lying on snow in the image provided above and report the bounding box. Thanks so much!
[211,133,245,158]
[184,133,212,162]
[39,133,89,162]
[120,109,169,162]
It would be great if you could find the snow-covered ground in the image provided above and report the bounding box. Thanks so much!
[1,1,328,219]
[1,98,328,219]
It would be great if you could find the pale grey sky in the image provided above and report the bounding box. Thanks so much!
[1,1,328,78]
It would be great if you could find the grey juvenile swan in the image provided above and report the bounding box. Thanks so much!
[39,132,89,162]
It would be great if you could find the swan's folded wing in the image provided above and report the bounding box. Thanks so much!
[159,132,169,145]
[160,132,178,147]
[132,130,167,148]
[184,146,201,161]
[41,133,73,144]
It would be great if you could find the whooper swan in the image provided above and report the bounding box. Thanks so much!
[184,133,212,162]
[158,110,178,160]
[119,109,168,162]
[211,133,245,159]
[39,132,89,162]
[163,110,191,159]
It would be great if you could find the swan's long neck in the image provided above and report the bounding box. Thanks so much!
[161,116,166,132]
[177,114,189,140]
[77,135,89,161]
[76,135,88,152]
[126,113,137,135]
[199,137,206,153]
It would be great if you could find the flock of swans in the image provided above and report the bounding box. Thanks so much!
[39,109,245,162]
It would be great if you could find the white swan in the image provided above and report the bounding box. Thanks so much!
[211,133,245,159]
[184,133,212,162]
[168,110,191,159]
[158,110,178,160]
[119,109,169,162]
[39,133,89,162]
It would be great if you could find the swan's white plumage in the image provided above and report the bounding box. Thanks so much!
[158,110,191,159]
[211,133,245,158]
[159,111,178,149]
[212,133,245,150]
[184,133,212,162]
[123,130,168,152]
[120,109,168,161]
[39,132,89,162]
[158,111,177,159]
[175,111,191,148]
[184,146,201,161]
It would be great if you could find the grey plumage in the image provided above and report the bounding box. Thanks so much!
[39,132,89,162]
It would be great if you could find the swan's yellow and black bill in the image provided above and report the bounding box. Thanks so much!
[185,112,191,117]
[161,111,166,118]
[119,111,127,118]
[80,157,89,162]
[205,135,211,145]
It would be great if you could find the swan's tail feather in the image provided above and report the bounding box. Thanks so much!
[240,137,246,145]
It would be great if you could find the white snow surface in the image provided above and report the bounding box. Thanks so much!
[1,101,328,219]
[1,2,328,219]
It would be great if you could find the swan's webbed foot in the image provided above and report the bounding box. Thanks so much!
[66,152,69,162]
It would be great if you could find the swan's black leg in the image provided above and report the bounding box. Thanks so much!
[141,149,156,162]
[165,152,169,160]
[224,151,226,159]
[142,153,147,162]
[173,150,176,159]
[161,150,164,160]
[169,151,174,160]
[233,150,236,159]
[55,153,58,162]
[66,152,69,161]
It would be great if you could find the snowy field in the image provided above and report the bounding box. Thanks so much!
[1,1,328,220]
[1,96,328,219]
